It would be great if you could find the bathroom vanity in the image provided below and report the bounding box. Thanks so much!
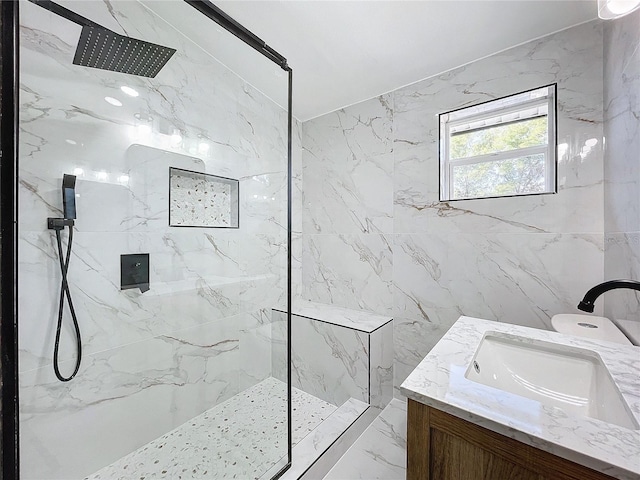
[400,317,640,480]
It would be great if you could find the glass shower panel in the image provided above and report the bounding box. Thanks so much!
[18,1,290,478]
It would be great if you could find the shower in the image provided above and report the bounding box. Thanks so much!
[7,1,294,479]
[28,0,176,77]
[32,0,177,383]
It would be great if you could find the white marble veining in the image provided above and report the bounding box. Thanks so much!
[284,312,368,406]
[392,21,604,236]
[86,377,333,480]
[271,309,288,385]
[369,321,394,409]
[302,94,394,235]
[603,10,640,235]
[300,20,607,399]
[401,316,640,479]
[603,10,640,324]
[302,233,394,316]
[292,118,304,233]
[272,305,393,409]
[392,232,604,390]
[21,316,245,480]
[291,118,305,301]
[301,22,604,238]
[324,399,407,480]
[281,300,393,333]
[19,227,280,370]
[604,232,640,325]
[19,1,289,478]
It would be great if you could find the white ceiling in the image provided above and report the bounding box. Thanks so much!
[214,1,598,121]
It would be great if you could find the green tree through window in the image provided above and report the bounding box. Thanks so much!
[450,117,547,198]
[439,85,556,200]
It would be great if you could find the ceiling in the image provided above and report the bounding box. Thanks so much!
[214,1,598,121]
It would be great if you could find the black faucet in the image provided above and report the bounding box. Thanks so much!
[577,279,640,313]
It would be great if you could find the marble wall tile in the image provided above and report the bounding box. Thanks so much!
[392,233,604,387]
[393,21,604,235]
[20,317,241,480]
[19,0,290,477]
[300,20,609,398]
[20,230,155,372]
[288,315,370,406]
[604,233,640,322]
[19,230,279,372]
[292,117,305,302]
[238,309,275,391]
[291,232,304,303]
[293,117,304,234]
[240,171,289,237]
[302,234,393,315]
[369,322,394,409]
[272,306,393,409]
[302,95,394,235]
[289,300,392,332]
[270,309,288,383]
[603,11,640,322]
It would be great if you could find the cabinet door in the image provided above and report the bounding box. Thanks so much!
[430,428,543,480]
[407,400,616,480]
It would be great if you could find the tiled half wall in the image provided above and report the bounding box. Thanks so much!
[272,301,393,409]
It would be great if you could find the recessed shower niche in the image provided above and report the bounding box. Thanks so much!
[169,167,239,228]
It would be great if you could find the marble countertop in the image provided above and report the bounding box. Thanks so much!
[400,316,640,479]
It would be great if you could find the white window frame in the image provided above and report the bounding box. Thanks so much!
[439,84,557,201]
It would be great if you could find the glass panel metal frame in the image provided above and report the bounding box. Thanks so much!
[0,1,293,478]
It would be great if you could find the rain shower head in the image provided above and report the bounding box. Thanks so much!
[74,27,176,78]
[29,0,176,78]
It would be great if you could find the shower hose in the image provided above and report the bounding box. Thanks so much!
[53,225,82,382]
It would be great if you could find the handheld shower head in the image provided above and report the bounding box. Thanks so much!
[48,174,83,381]
[62,174,77,220]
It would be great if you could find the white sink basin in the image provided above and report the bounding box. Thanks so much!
[465,333,639,430]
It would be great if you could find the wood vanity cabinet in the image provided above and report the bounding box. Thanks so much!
[407,400,617,480]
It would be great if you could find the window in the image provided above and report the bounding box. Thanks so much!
[439,84,557,201]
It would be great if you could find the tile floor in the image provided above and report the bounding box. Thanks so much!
[323,399,407,480]
[84,379,409,480]
[86,377,337,480]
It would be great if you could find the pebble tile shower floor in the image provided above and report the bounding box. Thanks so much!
[85,377,337,479]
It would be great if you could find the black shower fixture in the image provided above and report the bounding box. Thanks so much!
[62,172,76,219]
[28,0,176,78]
[48,174,82,382]
[121,253,150,293]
